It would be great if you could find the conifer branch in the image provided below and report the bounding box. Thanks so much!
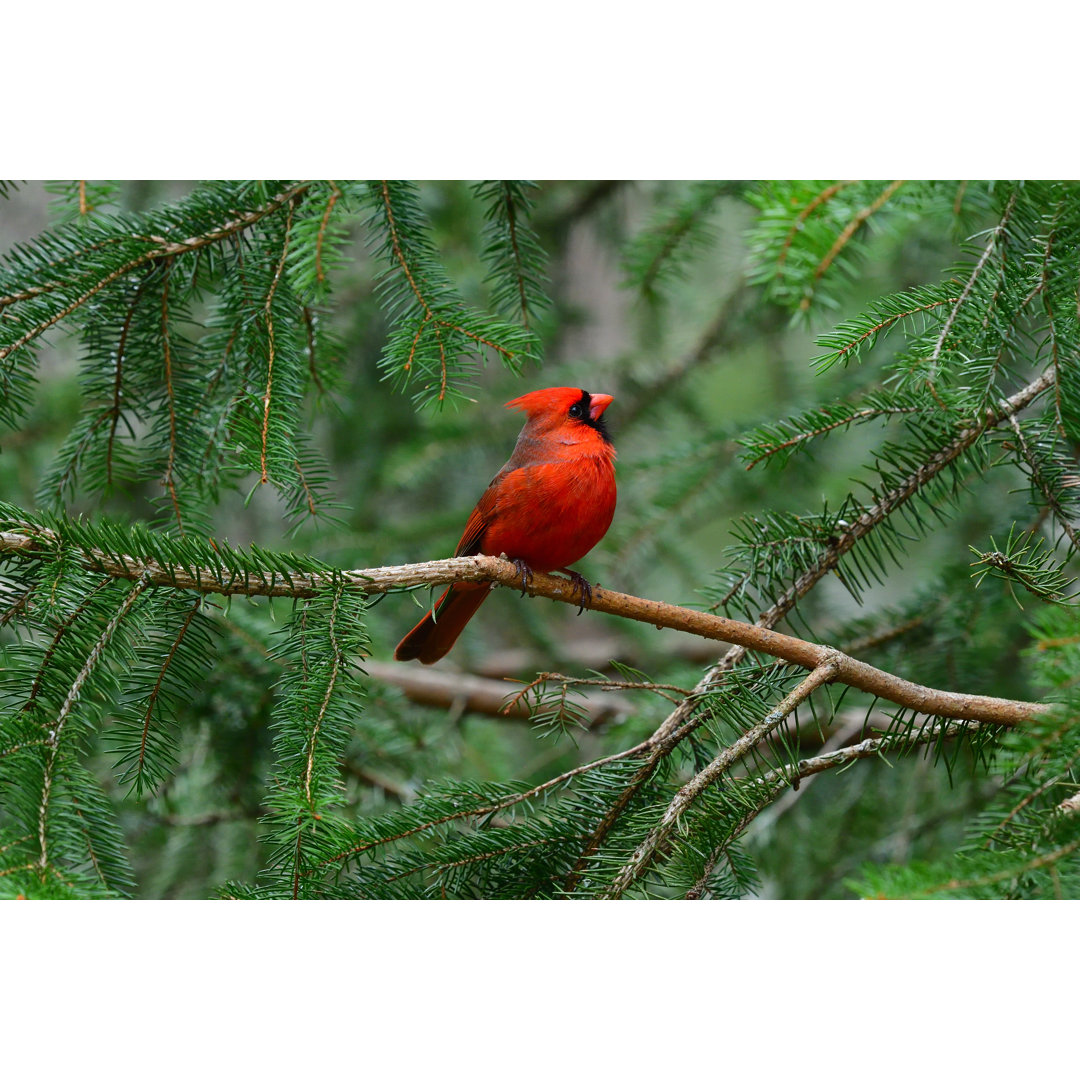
[320,740,653,871]
[0,183,309,365]
[776,180,853,271]
[160,259,183,532]
[106,272,153,485]
[800,180,904,310]
[21,580,112,714]
[364,661,634,724]
[305,586,344,811]
[260,196,296,483]
[928,190,1017,372]
[744,404,922,468]
[685,717,975,898]
[568,366,1058,887]
[315,182,341,285]
[0,526,1049,727]
[502,672,691,713]
[604,660,841,897]
[1007,415,1080,555]
[136,597,202,787]
[37,577,148,870]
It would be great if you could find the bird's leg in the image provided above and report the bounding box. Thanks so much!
[556,568,594,615]
[510,558,534,597]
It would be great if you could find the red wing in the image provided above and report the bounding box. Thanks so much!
[455,492,494,557]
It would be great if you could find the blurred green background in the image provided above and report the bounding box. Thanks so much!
[0,181,1018,896]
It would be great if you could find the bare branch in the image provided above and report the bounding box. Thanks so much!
[0,526,1047,728]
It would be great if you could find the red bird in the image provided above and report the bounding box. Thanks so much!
[395,386,617,664]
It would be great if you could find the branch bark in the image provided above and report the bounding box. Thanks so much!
[0,522,1047,727]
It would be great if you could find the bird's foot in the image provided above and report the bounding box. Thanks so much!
[557,568,594,615]
[511,558,534,596]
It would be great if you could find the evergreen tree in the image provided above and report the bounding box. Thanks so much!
[1,179,1077,899]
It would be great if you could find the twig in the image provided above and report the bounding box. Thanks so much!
[685,717,976,898]
[315,182,341,284]
[137,597,202,786]
[800,181,904,310]
[927,191,1018,374]
[366,660,634,725]
[777,181,853,271]
[37,578,148,870]
[260,196,296,484]
[160,258,183,532]
[603,660,841,898]
[1007,414,1080,555]
[0,184,310,365]
[502,671,690,713]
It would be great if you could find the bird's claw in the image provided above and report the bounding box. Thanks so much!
[511,558,534,596]
[558,569,594,615]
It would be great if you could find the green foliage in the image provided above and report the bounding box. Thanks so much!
[1,179,1079,900]
[473,181,550,327]
[622,181,740,297]
[850,606,1080,899]
[363,180,541,409]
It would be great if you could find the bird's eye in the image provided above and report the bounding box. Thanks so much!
[569,403,584,418]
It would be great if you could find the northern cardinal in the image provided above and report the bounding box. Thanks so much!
[395,386,616,664]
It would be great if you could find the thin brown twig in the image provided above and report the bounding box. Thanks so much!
[260,196,296,484]
[160,258,183,533]
[107,272,154,485]
[379,180,516,386]
[0,184,310,364]
[745,405,922,469]
[911,837,1080,896]
[301,307,324,393]
[1038,200,1066,434]
[776,181,854,271]
[827,295,960,368]
[21,578,113,718]
[137,597,202,785]
[315,182,341,284]
[953,181,968,217]
[502,182,531,328]
[318,739,652,871]
[37,578,148,870]
[982,745,1080,848]
[927,190,1018,374]
[293,458,318,518]
[604,660,841,898]
[1007,414,1080,555]
[304,585,344,810]
[800,181,904,310]
[502,671,690,714]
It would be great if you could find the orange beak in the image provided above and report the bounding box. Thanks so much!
[589,393,614,421]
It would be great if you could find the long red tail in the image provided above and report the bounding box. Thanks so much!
[394,582,491,664]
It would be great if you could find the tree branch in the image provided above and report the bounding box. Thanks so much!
[604,660,841,898]
[0,184,310,365]
[0,524,1047,727]
[566,365,1057,890]
[685,716,977,898]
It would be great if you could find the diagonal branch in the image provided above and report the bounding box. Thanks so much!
[603,660,841,898]
[685,717,978,898]
[0,184,310,366]
[564,365,1058,888]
